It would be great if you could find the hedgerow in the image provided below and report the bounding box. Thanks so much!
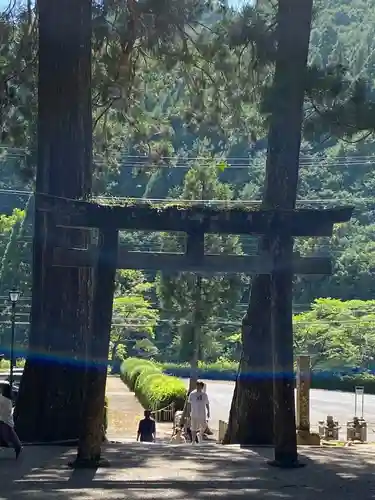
[120,358,187,410]
[161,361,375,394]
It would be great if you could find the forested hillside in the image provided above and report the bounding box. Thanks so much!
[0,0,374,365]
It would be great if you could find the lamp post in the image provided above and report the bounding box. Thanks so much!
[8,288,20,391]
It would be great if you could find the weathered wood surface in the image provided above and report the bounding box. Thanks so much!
[37,193,353,236]
[186,231,204,260]
[51,248,332,275]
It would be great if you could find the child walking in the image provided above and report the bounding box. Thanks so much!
[0,382,22,459]
[137,410,156,443]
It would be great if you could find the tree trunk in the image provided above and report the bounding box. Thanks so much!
[268,234,299,466]
[70,229,119,468]
[14,0,92,442]
[223,272,273,445]
[224,0,314,446]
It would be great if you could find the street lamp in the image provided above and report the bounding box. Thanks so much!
[8,288,20,391]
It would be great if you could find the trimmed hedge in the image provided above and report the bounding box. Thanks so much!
[120,358,187,411]
[0,358,26,371]
[161,362,375,395]
[162,362,237,382]
[310,370,375,393]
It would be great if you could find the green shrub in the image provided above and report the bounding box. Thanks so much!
[0,359,10,371]
[161,361,375,394]
[161,361,238,381]
[0,358,26,371]
[310,370,375,393]
[121,358,150,388]
[120,358,187,411]
[134,365,162,393]
[137,373,186,410]
[128,361,156,390]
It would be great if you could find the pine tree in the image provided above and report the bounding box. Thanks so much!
[157,148,245,388]
[224,0,314,457]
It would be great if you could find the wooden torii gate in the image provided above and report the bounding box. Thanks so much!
[37,193,353,459]
[40,195,353,274]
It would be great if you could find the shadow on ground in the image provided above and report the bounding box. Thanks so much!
[1,443,375,499]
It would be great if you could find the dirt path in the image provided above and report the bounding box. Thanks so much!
[105,375,144,439]
[105,376,173,440]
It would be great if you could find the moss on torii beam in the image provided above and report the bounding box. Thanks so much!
[37,194,354,237]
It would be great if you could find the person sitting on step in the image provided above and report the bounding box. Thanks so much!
[170,426,186,444]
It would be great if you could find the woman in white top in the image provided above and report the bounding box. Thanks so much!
[0,382,22,458]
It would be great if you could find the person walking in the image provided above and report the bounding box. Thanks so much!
[187,380,210,444]
[137,410,156,443]
[0,382,22,459]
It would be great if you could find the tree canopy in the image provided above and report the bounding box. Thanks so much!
[0,0,375,368]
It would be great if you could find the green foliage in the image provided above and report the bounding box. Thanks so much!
[162,359,238,380]
[3,0,375,372]
[161,298,375,387]
[161,360,375,394]
[310,371,375,394]
[137,372,186,411]
[120,357,148,387]
[156,151,246,362]
[0,358,26,371]
[120,357,186,410]
[111,269,159,360]
[134,364,162,393]
[0,0,262,185]
[124,359,156,390]
[294,298,375,371]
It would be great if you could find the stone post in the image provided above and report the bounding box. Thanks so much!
[296,355,310,433]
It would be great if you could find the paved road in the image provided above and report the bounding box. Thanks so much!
[4,371,375,440]
[183,379,375,440]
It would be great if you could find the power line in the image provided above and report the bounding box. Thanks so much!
[2,147,375,161]
[119,161,375,169]
[0,188,372,207]
[0,187,373,205]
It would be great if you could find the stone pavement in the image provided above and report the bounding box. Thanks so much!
[1,442,375,499]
